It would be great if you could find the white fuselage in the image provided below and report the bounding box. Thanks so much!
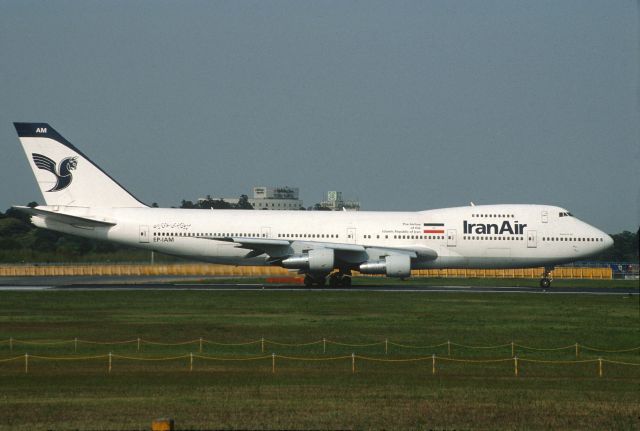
[32,204,612,270]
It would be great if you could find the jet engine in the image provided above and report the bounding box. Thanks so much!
[282,248,335,273]
[359,254,411,278]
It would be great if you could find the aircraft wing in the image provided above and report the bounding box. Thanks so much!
[207,236,437,263]
[12,206,117,228]
[212,237,293,259]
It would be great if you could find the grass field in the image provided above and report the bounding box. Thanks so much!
[0,289,638,430]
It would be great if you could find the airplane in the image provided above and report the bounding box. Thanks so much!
[12,122,613,288]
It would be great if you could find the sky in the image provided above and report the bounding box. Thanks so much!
[1,0,638,233]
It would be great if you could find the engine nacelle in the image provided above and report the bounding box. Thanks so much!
[282,248,335,273]
[359,254,411,278]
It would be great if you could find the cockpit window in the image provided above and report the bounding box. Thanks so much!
[558,212,573,217]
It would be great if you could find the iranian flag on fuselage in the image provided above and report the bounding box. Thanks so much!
[423,223,445,234]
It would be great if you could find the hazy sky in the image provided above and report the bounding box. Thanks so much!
[1,1,638,233]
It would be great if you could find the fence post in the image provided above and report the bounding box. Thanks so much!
[575,342,579,359]
[190,353,193,372]
[74,337,78,353]
[199,338,203,353]
[272,353,275,374]
[511,341,514,357]
[323,338,326,354]
[598,358,602,378]
[24,353,28,374]
[261,337,265,353]
[514,356,518,377]
[385,339,388,355]
[108,352,112,374]
[432,354,436,375]
[447,340,451,357]
[352,353,355,374]
[137,338,141,352]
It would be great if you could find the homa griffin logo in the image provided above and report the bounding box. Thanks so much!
[463,219,527,235]
[31,153,78,192]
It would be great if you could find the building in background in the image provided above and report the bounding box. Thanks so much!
[203,186,303,210]
[251,186,303,210]
[319,191,360,211]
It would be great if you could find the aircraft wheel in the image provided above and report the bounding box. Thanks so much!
[341,276,352,287]
[305,274,326,287]
[540,278,551,289]
[328,274,339,288]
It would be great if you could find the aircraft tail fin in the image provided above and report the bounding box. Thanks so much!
[14,123,146,208]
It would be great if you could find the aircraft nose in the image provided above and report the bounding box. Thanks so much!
[603,233,614,250]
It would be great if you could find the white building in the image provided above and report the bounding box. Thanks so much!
[320,191,360,211]
[251,186,303,210]
[204,186,303,210]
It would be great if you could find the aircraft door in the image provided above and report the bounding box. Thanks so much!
[541,211,548,223]
[261,227,271,239]
[139,225,149,243]
[447,229,457,247]
[527,230,537,248]
[346,228,357,244]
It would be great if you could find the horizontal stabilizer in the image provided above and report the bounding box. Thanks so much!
[13,206,116,228]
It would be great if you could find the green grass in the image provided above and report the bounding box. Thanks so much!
[0,290,638,430]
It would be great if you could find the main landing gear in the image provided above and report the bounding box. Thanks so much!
[304,274,326,287]
[304,272,352,288]
[328,271,352,288]
[540,267,554,289]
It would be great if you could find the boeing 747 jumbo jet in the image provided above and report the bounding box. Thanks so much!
[12,123,613,288]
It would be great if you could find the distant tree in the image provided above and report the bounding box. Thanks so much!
[235,194,253,210]
[5,205,33,224]
[197,195,233,209]
[151,202,159,208]
[595,230,639,262]
[0,215,31,236]
[180,200,196,209]
[55,236,92,257]
[210,199,233,209]
[0,238,21,250]
[312,203,331,211]
[93,239,117,253]
[196,195,213,209]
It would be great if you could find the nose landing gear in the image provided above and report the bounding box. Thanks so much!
[540,267,554,289]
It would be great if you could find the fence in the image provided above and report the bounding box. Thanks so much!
[0,263,613,279]
[2,337,638,357]
[1,352,638,378]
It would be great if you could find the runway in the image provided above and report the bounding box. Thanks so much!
[0,276,636,295]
